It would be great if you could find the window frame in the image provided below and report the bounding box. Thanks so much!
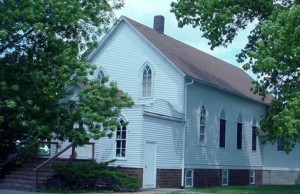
[249,170,255,184]
[199,106,206,144]
[141,64,153,98]
[185,169,193,187]
[252,126,257,151]
[251,118,257,151]
[219,110,226,148]
[237,114,243,150]
[277,140,285,151]
[115,118,127,159]
[96,68,105,85]
[222,169,229,186]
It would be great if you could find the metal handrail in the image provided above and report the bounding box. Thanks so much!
[33,142,95,187]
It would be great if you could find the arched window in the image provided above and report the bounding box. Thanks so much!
[252,118,257,151]
[199,106,206,144]
[219,109,226,148]
[142,65,152,97]
[96,69,105,85]
[237,113,242,149]
[116,118,127,158]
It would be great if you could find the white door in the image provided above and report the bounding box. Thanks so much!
[143,142,156,188]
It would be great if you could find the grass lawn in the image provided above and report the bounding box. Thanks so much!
[191,185,300,194]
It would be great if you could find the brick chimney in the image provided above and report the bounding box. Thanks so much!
[153,15,165,34]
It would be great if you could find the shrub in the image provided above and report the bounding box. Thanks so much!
[52,161,141,192]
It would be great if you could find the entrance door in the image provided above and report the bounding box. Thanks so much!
[143,142,156,188]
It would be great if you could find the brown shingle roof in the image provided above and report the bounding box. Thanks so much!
[124,16,272,104]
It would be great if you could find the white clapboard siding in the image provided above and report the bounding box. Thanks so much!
[97,107,145,168]
[89,20,184,114]
[185,81,265,169]
[262,142,300,170]
[144,116,183,169]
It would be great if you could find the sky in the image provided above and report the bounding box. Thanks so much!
[114,0,256,78]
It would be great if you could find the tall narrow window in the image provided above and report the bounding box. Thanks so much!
[142,65,152,97]
[116,119,126,158]
[237,114,242,149]
[97,69,105,85]
[199,106,206,144]
[252,118,257,151]
[219,110,226,148]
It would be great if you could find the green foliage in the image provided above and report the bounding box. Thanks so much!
[171,0,300,152]
[0,0,134,158]
[52,161,141,192]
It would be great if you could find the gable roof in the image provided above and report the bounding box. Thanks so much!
[122,16,272,105]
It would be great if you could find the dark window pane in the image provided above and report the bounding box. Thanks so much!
[121,140,126,148]
[122,130,126,139]
[121,149,126,157]
[116,140,121,148]
[277,140,284,151]
[116,149,120,157]
[116,130,121,139]
[219,119,226,147]
[200,126,205,134]
[252,126,257,151]
[237,123,242,149]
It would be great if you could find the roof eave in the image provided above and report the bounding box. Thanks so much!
[87,16,126,62]
[186,76,270,106]
[122,17,186,77]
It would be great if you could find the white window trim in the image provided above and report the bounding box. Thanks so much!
[249,170,255,184]
[185,169,193,187]
[222,169,228,186]
[198,106,206,145]
[236,113,243,150]
[115,117,128,160]
[139,62,154,99]
[95,67,106,85]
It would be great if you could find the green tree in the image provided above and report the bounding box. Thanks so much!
[0,0,134,159]
[171,0,300,152]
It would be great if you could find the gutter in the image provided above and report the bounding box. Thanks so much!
[181,78,194,187]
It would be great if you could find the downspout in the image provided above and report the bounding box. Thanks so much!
[181,78,194,188]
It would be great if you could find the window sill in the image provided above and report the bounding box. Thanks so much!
[115,157,127,161]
